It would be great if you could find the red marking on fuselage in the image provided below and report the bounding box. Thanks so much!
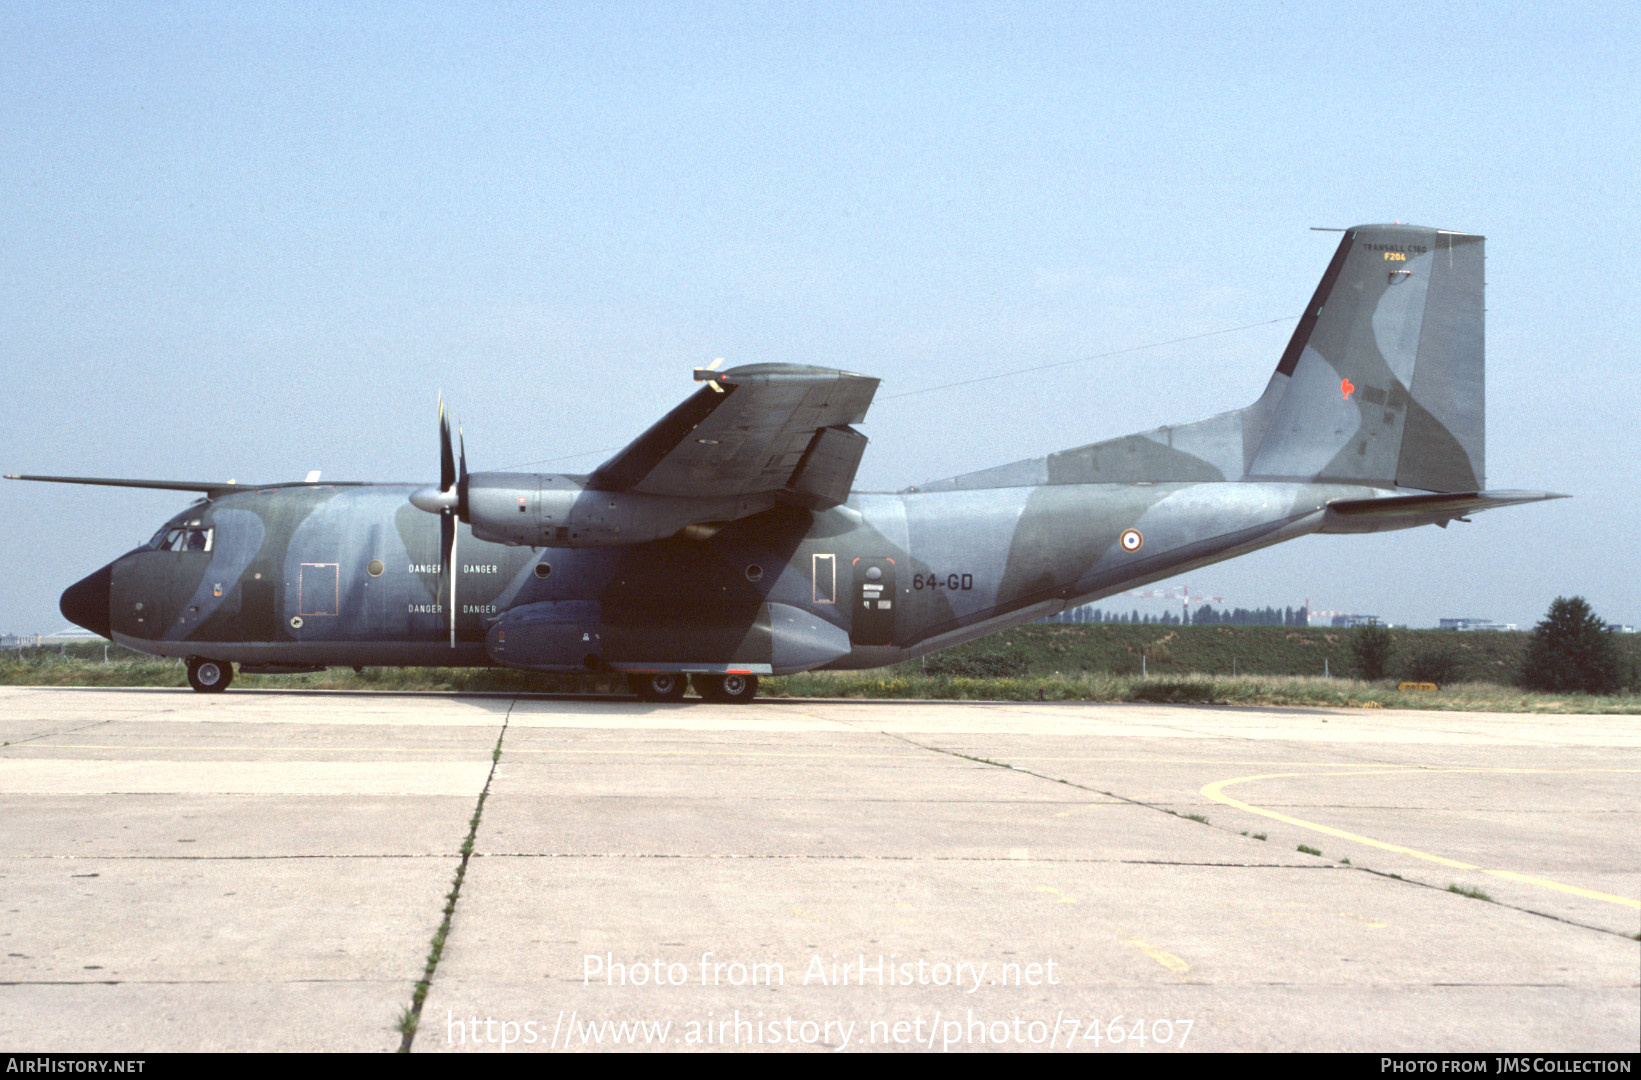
[1341,377,1355,400]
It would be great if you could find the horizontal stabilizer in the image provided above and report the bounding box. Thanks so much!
[1321,489,1565,533]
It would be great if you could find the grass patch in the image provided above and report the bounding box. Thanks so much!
[1183,813,1209,824]
[7,630,1641,713]
[1298,844,1322,856]
[1447,884,1494,902]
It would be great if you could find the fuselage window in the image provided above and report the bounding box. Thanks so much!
[812,553,836,604]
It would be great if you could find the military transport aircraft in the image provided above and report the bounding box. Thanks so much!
[12,224,1559,701]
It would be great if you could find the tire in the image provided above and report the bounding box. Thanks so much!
[186,656,233,693]
[627,672,688,702]
[692,672,758,704]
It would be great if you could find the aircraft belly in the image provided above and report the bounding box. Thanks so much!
[120,634,493,667]
[484,599,845,675]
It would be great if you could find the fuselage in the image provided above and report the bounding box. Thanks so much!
[69,479,1374,675]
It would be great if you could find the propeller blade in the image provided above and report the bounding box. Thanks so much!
[457,424,469,521]
[411,398,462,513]
[442,506,456,648]
[439,399,456,493]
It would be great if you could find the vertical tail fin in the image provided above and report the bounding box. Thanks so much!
[1246,225,1485,491]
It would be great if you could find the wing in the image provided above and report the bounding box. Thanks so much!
[4,475,374,497]
[590,364,880,508]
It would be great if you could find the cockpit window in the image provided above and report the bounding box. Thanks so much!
[151,526,213,553]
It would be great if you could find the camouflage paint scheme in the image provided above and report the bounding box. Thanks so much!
[35,225,1559,691]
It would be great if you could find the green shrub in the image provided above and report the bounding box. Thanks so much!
[1399,646,1458,686]
[1350,624,1395,681]
[1128,678,1218,703]
[1518,596,1623,694]
[922,653,1027,678]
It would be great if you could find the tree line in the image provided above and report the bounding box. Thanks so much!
[1349,596,1632,694]
[1058,605,1310,626]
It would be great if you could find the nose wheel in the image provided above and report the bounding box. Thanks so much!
[186,656,234,693]
[692,672,758,704]
[626,672,688,702]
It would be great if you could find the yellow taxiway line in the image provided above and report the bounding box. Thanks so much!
[1201,768,1641,910]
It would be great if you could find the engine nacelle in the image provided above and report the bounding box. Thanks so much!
[463,472,776,547]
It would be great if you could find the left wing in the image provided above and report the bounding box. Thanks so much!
[4,475,373,497]
[590,363,880,509]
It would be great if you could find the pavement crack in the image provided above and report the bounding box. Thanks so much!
[1350,867,1635,939]
[7,853,470,861]
[4,716,119,747]
[884,732,1640,941]
[882,730,1212,823]
[468,851,1332,865]
[396,697,514,1052]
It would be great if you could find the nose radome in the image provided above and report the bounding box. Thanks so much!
[60,563,113,639]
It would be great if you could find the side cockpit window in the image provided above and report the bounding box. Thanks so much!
[152,526,214,553]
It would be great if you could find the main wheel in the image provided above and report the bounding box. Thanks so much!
[692,672,758,704]
[627,672,688,702]
[186,656,234,693]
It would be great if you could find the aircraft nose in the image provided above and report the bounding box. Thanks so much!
[60,563,113,639]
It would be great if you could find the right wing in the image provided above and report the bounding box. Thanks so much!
[590,363,880,509]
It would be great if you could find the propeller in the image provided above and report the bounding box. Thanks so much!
[410,397,469,648]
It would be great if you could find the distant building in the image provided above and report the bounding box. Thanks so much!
[1330,614,1383,629]
[1439,618,1518,632]
[1605,624,1636,634]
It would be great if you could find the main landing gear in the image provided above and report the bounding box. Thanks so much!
[625,672,759,704]
[186,656,234,693]
[692,672,758,704]
[626,672,689,702]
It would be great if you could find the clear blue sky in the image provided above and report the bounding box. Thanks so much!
[3,3,1637,632]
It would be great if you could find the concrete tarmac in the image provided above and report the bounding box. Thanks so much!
[0,686,1635,1052]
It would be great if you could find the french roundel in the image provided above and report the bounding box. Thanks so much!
[1120,529,1143,552]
